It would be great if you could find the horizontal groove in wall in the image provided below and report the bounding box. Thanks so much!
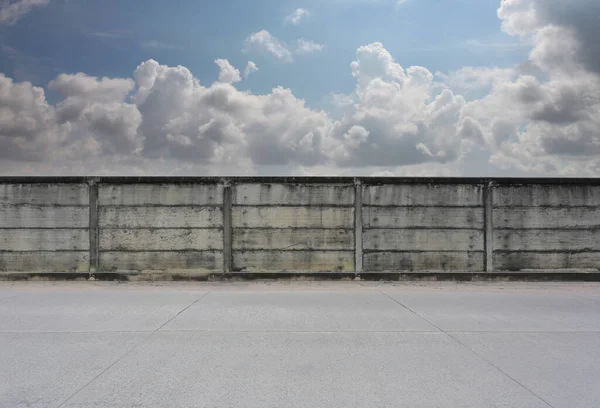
[0,227,89,230]
[99,204,223,208]
[100,227,224,230]
[230,248,353,253]
[98,249,223,253]
[362,227,484,231]
[495,227,600,231]
[362,205,483,209]
[0,204,89,208]
[494,249,600,254]
[493,205,600,209]
[232,204,354,208]
[232,227,353,231]
[0,250,89,253]
[364,250,484,254]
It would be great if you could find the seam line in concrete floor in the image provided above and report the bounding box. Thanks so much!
[378,290,558,408]
[4,329,600,334]
[54,290,213,408]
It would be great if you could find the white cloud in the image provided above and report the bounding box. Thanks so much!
[215,59,241,84]
[244,61,258,78]
[447,0,600,175]
[243,30,293,62]
[295,39,325,55]
[285,8,309,25]
[48,73,142,155]
[3,0,600,176]
[440,66,517,95]
[328,42,474,167]
[0,0,49,25]
[1,42,471,174]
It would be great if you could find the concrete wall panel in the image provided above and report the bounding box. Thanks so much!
[364,251,483,272]
[494,207,600,229]
[363,184,482,207]
[363,229,484,252]
[494,230,600,251]
[232,207,353,229]
[100,229,223,251]
[363,207,484,229]
[494,252,600,271]
[0,184,88,205]
[100,251,223,272]
[99,184,223,206]
[100,207,223,228]
[0,205,89,228]
[233,229,353,250]
[0,252,89,272]
[0,229,89,251]
[495,185,600,207]
[233,184,354,206]
[233,251,354,272]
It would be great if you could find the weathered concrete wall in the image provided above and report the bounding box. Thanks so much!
[493,184,600,271]
[0,183,90,272]
[1,177,600,276]
[362,183,485,272]
[231,183,355,272]
[97,183,224,275]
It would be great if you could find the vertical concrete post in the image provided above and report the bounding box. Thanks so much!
[484,181,494,273]
[222,179,233,275]
[88,178,100,273]
[354,179,363,275]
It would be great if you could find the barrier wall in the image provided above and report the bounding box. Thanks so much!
[493,185,600,271]
[0,183,90,272]
[362,183,485,272]
[1,177,599,277]
[97,182,224,274]
[231,182,355,273]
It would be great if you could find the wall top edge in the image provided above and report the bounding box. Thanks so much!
[0,176,600,185]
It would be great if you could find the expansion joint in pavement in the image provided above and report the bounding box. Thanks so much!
[54,290,212,408]
[379,290,557,408]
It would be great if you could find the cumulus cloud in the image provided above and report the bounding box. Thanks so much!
[3,0,600,176]
[48,73,142,155]
[0,0,49,25]
[215,59,241,84]
[1,41,473,174]
[449,0,600,175]
[244,61,258,78]
[285,8,309,25]
[295,39,324,55]
[243,30,293,62]
[0,73,65,160]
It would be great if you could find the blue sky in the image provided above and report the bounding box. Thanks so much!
[0,0,599,176]
[1,0,527,105]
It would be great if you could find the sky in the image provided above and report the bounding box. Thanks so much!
[0,0,599,176]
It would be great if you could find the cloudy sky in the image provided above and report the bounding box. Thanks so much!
[0,0,599,176]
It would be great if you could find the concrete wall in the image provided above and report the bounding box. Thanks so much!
[231,182,355,273]
[493,184,600,271]
[1,177,600,277]
[97,182,224,275]
[362,183,485,272]
[0,183,90,272]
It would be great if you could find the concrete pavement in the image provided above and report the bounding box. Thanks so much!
[0,281,599,408]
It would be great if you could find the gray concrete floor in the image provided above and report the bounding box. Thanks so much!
[0,281,599,408]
